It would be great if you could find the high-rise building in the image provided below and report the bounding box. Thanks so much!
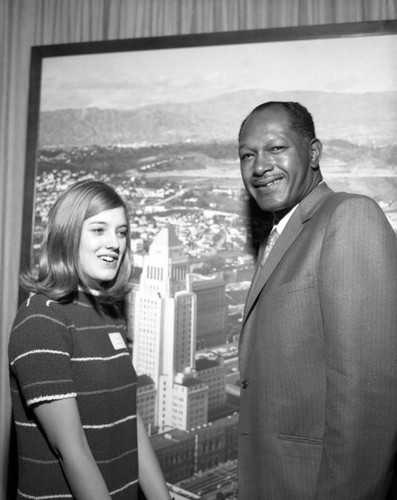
[188,274,228,348]
[132,226,208,432]
[195,357,227,416]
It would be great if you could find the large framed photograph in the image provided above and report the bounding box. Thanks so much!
[21,20,397,498]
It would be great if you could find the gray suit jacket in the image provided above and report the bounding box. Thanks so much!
[238,183,397,499]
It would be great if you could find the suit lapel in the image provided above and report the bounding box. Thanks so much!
[243,209,303,324]
[242,183,333,327]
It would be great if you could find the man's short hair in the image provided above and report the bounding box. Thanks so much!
[239,101,316,146]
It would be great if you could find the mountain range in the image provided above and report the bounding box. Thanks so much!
[38,89,397,148]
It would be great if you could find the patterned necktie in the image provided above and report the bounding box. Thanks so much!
[261,227,279,266]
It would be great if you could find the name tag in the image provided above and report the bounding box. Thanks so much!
[108,332,126,350]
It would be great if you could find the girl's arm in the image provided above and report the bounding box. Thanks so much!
[33,397,112,500]
[137,413,173,500]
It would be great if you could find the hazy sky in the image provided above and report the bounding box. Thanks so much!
[40,34,397,111]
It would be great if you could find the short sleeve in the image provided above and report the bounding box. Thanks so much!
[9,295,77,406]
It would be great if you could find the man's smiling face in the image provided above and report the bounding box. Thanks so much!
[239,105,322,219]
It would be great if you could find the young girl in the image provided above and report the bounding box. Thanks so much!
[9,180,173,500]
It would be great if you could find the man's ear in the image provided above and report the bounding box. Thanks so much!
[309,138,322,169]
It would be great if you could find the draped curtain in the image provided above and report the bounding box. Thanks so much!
[1,0,396,497]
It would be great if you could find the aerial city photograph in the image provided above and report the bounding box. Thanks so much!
[26,32,396,500]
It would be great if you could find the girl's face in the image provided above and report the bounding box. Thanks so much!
[79,206,128,284]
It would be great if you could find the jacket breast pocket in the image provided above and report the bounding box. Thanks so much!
[269,275,315,296]
[259,273,323,356]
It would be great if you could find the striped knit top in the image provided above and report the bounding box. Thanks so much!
[8,291,138,500]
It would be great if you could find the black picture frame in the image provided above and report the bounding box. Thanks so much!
[17,19,397,494]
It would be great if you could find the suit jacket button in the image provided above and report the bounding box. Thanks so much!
[241,379,249,389]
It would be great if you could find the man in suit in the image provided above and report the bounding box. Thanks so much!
[237,101,397,499]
